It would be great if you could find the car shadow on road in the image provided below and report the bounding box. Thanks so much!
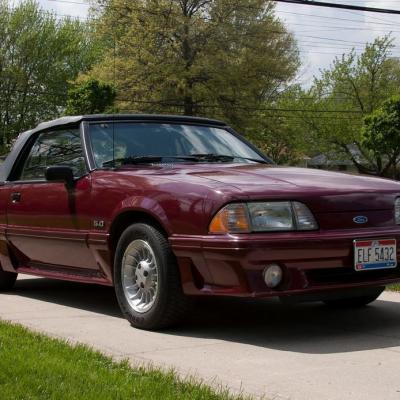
[11,276,400,354]
[13,277,121,318]
[176,295,400,354]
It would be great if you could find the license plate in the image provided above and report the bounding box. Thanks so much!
[354,239,397,271]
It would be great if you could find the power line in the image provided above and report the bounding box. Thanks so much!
[341,8,400,25]
[46,0,400,28]
[3,87,366,116]
[274,0,400,15]
[11,6,400,59]
[287,22,400,33]
[42,0,400,47]
[296,35,368,45]
[47,0,90,5]
[41,2,388,50]
[115,98,364,115]
[277,10,399,26]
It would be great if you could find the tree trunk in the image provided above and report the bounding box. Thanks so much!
[183,94,194,115]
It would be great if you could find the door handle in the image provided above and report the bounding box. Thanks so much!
[11,192,21,203]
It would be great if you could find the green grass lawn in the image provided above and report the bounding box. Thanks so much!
[388,284,400,292]
[0,321,249,400]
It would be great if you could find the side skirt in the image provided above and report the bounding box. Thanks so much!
[16,263,113,286]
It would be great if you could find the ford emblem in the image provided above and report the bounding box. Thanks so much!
[353,216,368,224]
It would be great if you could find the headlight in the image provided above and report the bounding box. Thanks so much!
[248,202,293,231]
[395,198,400,224]
[209,201,318,234]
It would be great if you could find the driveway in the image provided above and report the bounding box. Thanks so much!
[1,275,400,400]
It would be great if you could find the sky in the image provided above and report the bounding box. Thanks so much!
[14,0,400,87]
[275,0,400,86]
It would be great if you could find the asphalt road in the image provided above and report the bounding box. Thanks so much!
[1,275,400,400]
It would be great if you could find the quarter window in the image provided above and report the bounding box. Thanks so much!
[19,129,86,181]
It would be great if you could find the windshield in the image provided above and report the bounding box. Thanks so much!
[88,122,269,167]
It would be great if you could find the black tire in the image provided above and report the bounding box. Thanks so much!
[0,269,17,291]
[323,287,384,308]
[114,223,190,330]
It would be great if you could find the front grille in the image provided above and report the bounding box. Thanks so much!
[306,266,400,286]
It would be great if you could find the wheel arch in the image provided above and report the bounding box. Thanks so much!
[108,209,170,264]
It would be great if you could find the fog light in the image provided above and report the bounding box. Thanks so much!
[263,264,283,288]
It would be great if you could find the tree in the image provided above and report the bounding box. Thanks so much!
[247,86,309,164]
[362,96,400,179]
[90,0,299,130]
[0,1,100,152]
[65,78,116,115]
[291,36,400,175]
[314,36,400,115]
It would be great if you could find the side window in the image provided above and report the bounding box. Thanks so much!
[19,129,86,181]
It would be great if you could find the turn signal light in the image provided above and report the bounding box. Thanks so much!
[209,203,251,234]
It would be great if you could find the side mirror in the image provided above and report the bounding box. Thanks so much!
[45,166,75,189]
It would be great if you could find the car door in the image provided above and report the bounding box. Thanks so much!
[6,127,99,271]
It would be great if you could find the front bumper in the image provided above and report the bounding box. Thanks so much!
[170,227,400,298]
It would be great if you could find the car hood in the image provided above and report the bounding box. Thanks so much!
[188,164,396,190]
[121,163,400,212]
[185,164,400,213]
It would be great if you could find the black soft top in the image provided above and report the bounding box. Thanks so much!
[30,114,226,134]
[0,114,228,181]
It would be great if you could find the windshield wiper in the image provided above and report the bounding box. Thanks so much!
[103,156,162,167]
[102,154,269,167]
[189,153,269,164]
[189,153,235,162]
[232,156,269,164]
[102,155,200,167]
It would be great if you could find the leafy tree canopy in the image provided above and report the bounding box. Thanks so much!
[0,0,100,151]
[247,85,308,165]
[90,0,300,131]
[65,78,116,115]
[283,36,400,175]
[362,96,400,179]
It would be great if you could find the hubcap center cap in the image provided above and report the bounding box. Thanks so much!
[136,261,151,289]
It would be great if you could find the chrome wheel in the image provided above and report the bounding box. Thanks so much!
[121,239,159,313]
[115,223,190,329]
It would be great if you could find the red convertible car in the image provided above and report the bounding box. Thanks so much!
[0,114,399,330]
